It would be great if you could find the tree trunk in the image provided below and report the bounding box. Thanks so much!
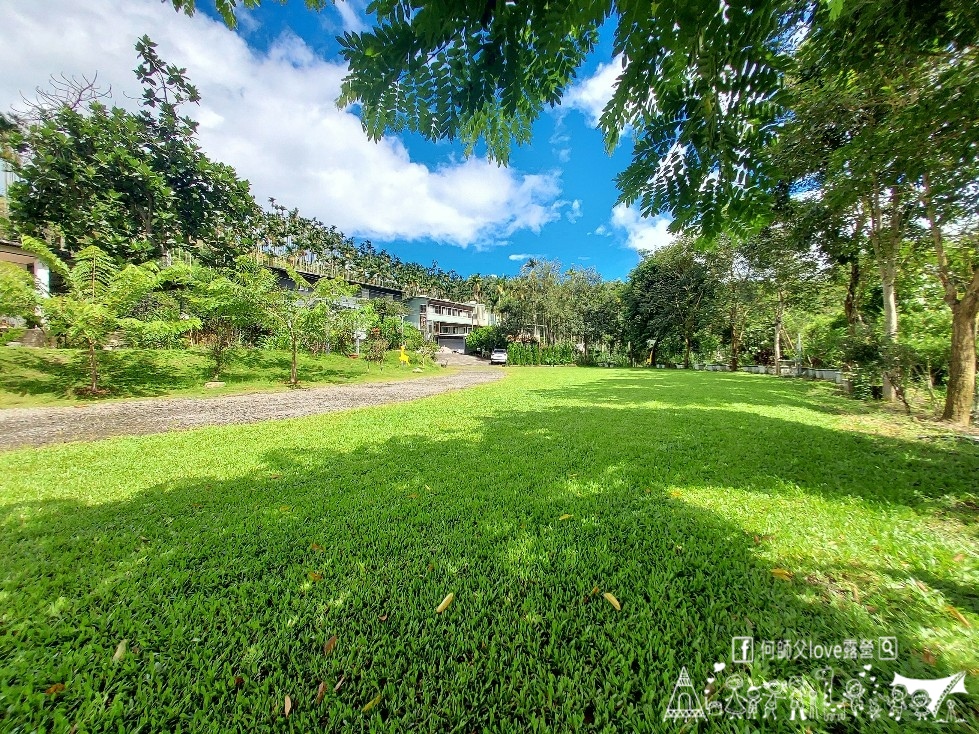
[881,275,899,401]
[921,172,978,425]
[290,332,299,386]
[728,293,743,371]
[88,340,98,392]
[844,259,861,331]
[683,335,691,369]
[943,299,979,425]
[774,292,783,377]
[868,187,901,402]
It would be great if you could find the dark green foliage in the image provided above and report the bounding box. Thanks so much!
[333,0,802,235]
[364,327,389,370]
[465,325,506,354]
[187,257,279,378]
[5,38,258,265]
[0,261,39,320]
[506,341,576,366]
[378,316,422,350]
[623,241,717,367]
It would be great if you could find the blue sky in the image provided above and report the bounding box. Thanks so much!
[1,1,675,280]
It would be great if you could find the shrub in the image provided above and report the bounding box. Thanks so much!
[467,326,506,355]
[506,341,576,366]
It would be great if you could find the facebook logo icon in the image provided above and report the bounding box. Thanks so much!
[732,637,754,663]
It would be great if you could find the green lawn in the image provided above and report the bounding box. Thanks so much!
[1,368,976,732]
[0,347,442,408]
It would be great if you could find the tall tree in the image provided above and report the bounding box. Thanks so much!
[4,37,257,266]
[780,4,979,420]
[625,242,717,368]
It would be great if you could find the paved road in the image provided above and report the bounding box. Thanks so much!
[0,368,504,450]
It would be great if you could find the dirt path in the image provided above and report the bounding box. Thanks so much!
[0,369,504,450]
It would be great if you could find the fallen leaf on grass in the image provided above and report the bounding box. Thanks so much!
[771,569,793,581]
[591,586,600,595]
[324,635,337,655]
[362,693,381,713]
[953,553,965,563]
[603,592,621,611]
[269,473,283,480]
[436,592,455,614]
[316,681,326,704]
[407,493,419,499]
[311,543,324,552]
[946,605,972,628]
[913,579,929,593]
[233,676,244,689]
[922,649,937,665]
[284,695,292,717]
[279,505,290,512]
[753,534,774,545]
[379,614,388,622]
[112,639,127,662]
[559,514,573,521]
[309,571,323,582]
[334,676,346,692]
[45,683,65,696]
[669,490,682,498]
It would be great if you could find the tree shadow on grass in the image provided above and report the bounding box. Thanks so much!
[0,349,207,401]
[0,348,415,405]
[533,371,978,513]
[1,397,976,731]
[567,368,866,415]
[0,348,76,399]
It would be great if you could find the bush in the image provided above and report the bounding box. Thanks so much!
[506,341,576,366]
[378,317,423,350]
[467,326,506,355]
[419,340,440,364]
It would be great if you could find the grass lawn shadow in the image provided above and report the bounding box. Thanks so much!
[1,367,977,730]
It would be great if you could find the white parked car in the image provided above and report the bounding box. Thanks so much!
[489,348,508,365]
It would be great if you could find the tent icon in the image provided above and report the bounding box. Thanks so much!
[665,667,707,721]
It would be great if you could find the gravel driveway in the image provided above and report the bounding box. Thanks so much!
[0,369,504,450]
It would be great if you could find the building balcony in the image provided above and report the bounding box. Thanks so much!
[427,312,474,326]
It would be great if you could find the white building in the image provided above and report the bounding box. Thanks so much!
[404,296,495,353]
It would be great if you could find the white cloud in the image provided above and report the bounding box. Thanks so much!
[508,253,544,262]
[564,56,622,127]
[566,199,582,223]
[610,204,675,252]
[0,0,562,249]
[592,224,610,237]
[334,0,368,33]
[548,121,571,162]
